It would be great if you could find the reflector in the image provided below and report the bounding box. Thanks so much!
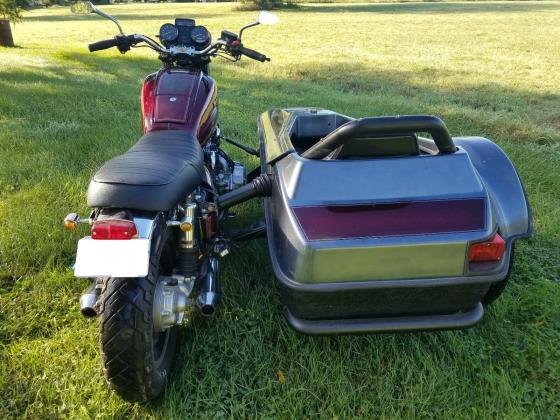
[91,219,138,240]
[468,234,506,262]
[292,199,486,241]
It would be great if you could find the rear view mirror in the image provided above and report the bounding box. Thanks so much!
[70,1,124,34]
[239,10,279,40]
[257,11,279,25]
[70,1,94,15]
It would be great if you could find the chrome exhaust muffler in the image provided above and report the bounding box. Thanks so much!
[197,258,220,317]
[79,284,99,317]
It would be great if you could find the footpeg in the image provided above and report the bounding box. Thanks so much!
[214,242,230,257]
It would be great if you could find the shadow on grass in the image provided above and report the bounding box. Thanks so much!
[1,50,559,415]
[299,1,560,14]
[220,60,560,145]
[23,11,230,22]
[1,49,558,271]
[24,2,560,23]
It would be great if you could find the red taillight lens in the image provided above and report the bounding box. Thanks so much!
[91,219,138,240]
[468,234,506,262]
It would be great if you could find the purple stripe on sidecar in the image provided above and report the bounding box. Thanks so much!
[292,198,486,241]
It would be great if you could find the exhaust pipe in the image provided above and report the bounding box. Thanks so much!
[80,284,99,317]
[197,258,220,317]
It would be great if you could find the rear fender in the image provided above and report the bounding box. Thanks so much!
[74,213,162,278]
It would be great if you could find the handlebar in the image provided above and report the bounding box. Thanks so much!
[88,34,138,53]
[88,38,118,52]
[87,33,269,63]
[236,45,269,62]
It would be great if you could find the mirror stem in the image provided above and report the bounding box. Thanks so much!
[91,5,125,35]
[239,21,259,41]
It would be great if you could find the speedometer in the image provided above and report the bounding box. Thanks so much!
[190,26,211,48]
[159,23,179,46]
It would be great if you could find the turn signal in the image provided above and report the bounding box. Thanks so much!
[91,219,138,240]
[468,234,506,262]
[63,213,79,231]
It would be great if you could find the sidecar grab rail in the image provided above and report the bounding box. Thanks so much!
[301,115,456,159]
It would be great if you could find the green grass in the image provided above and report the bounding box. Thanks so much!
[1,1,559,417]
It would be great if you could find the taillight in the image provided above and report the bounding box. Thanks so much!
[468,233,506,262]
[91,219,138,240]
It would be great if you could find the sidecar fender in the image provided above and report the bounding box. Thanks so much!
[453,136,532,241]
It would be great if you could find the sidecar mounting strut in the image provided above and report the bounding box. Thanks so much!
[228,220,267,241]
[218,173,273,209]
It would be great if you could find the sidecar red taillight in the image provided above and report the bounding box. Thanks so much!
[468,234,506,262]
[91,219,138,240]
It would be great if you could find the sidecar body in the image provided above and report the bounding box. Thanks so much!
[258,108,531,334]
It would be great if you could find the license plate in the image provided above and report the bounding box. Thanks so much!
[74,238,151,278]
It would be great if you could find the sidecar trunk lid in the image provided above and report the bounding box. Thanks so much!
[268,150,490,284]
[259,109,493,285]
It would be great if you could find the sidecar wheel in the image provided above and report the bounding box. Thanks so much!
[98,229,177,402]
[481,245,515,306]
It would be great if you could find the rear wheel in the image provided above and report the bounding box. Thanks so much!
[98,226,177,402]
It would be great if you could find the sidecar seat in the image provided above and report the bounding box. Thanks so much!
[326,132,420,159]
[289,113,351,152]
[301,116,456,160]
[87,130,204,212]
[289,114,445,159]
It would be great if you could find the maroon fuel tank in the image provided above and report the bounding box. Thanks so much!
[141,68,218,145]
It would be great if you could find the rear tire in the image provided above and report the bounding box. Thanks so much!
[98,224,177,402]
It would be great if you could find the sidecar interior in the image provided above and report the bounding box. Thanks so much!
[288,112,351,152]
[288,112,426,159]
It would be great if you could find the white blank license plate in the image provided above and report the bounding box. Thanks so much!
[74,238,151,278]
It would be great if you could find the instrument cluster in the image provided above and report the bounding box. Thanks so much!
[159,18,211,50]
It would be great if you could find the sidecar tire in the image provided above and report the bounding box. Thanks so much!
[481,245,515,306]
[98,229,177,402]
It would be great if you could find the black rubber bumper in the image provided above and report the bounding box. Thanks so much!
[284,303,484,335]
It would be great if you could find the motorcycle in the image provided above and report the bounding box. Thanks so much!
[67,2,278,401]
[66,2,532,402]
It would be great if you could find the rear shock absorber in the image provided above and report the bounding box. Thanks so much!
[174,200,220,317]
[176,203,199,278]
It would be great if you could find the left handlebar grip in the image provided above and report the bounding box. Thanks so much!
[237,45,269,62]
[88,38,118,52]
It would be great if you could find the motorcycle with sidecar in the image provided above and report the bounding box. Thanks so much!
[65,2,532,401]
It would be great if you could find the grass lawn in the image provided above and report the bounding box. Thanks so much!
[1,1,559,417]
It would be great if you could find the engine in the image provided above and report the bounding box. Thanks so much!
[203,141,246,195]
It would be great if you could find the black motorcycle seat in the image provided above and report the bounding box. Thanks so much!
[87,130,204,211]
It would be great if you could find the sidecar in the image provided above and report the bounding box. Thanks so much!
[257,108,532,334]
